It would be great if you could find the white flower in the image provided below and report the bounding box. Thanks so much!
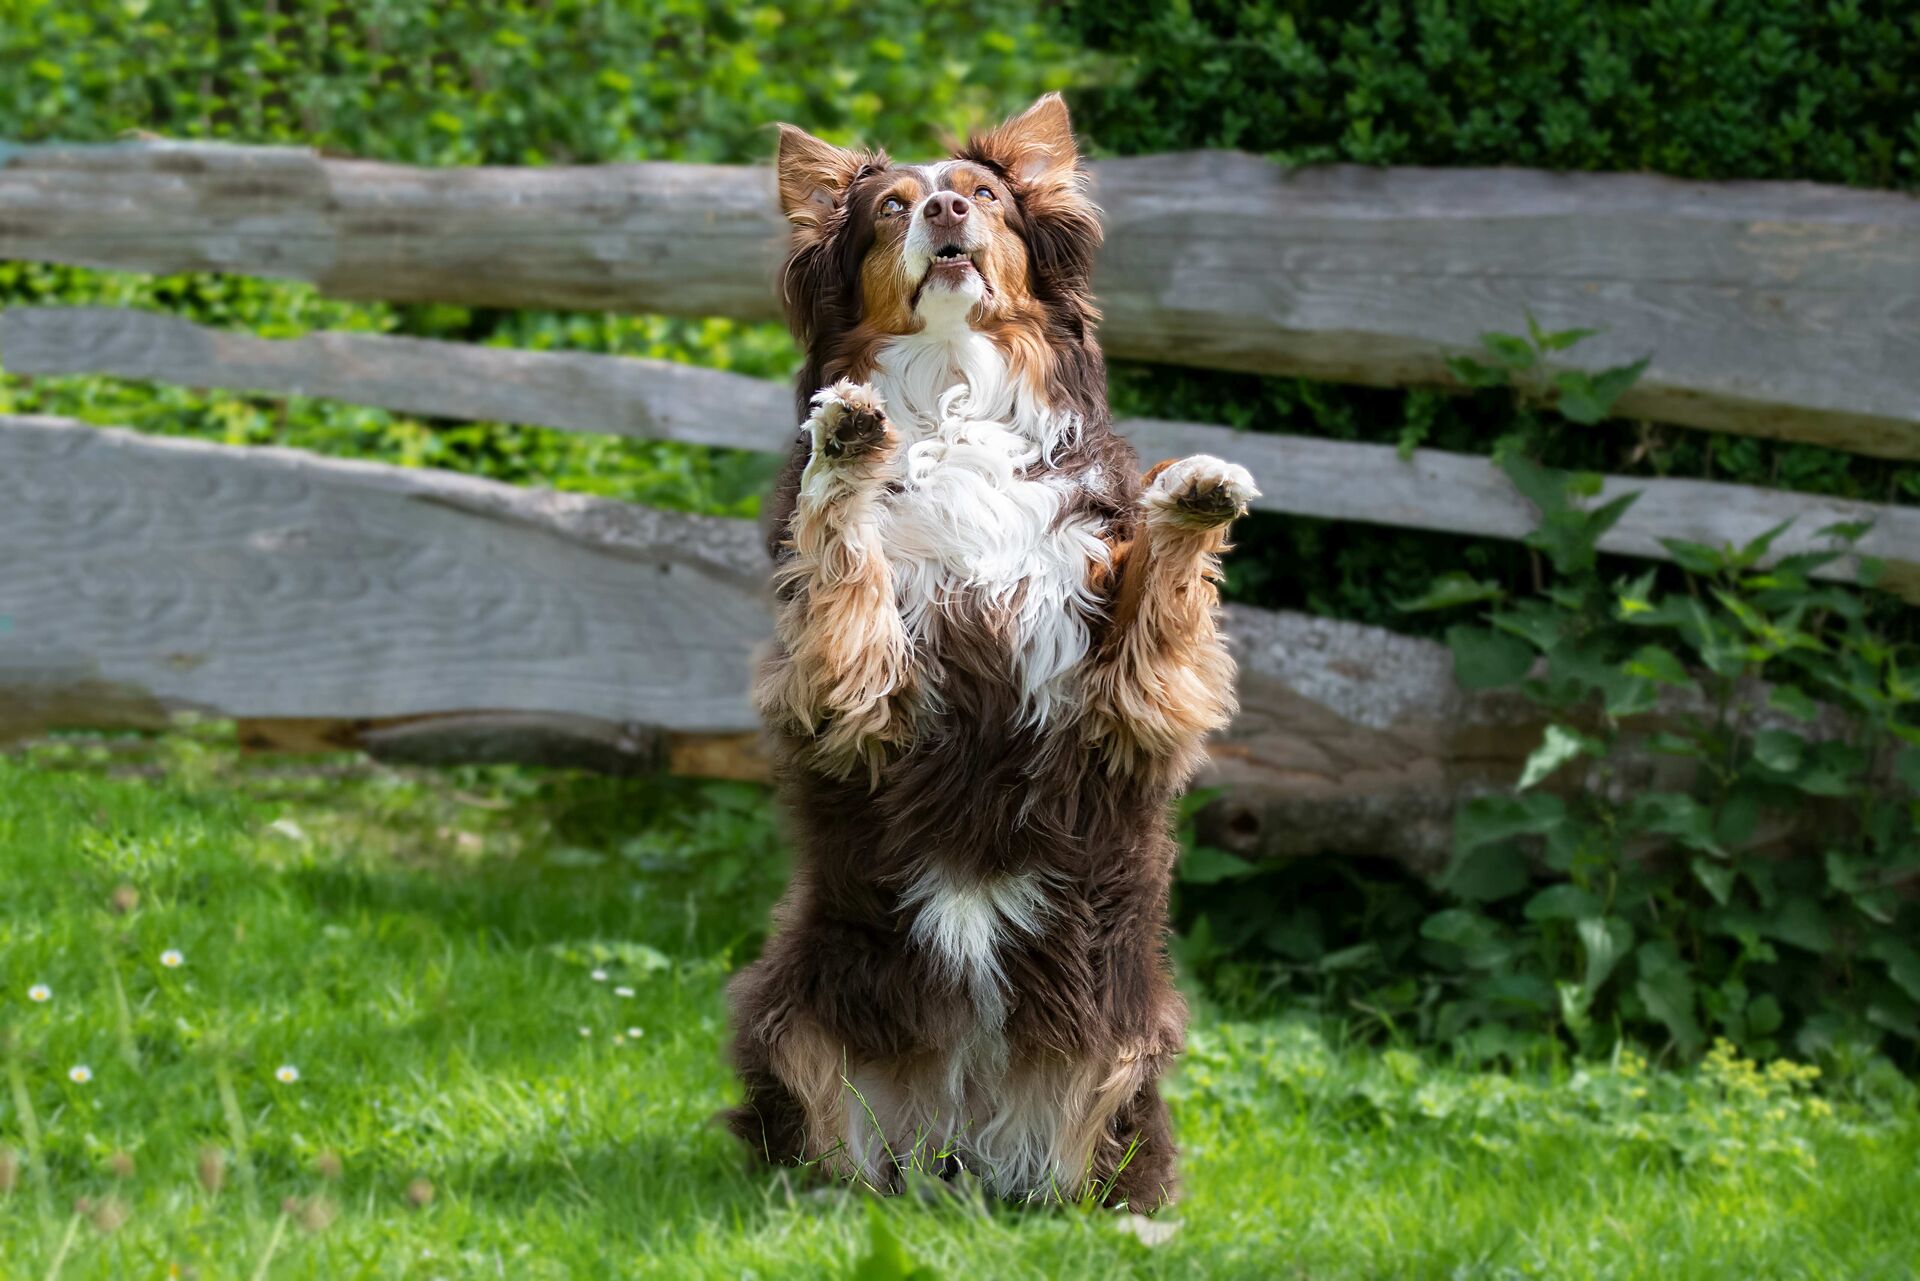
[613,986,635,998]
[160,950,185,969]
[68,1065,92,1084]
[589,969,608,983]
[578,1026,592,1038]
[626,1027,644,1039]
[274,1065,301,1084]
[612,1034,626,1046]
[28,984,51,1003]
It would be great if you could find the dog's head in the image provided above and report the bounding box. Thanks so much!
[775,94,1103,368]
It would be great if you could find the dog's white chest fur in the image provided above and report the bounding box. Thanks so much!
[868,314,1106,725]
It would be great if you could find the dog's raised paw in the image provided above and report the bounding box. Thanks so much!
[805,380,894,463]
[1144,455,1259,529]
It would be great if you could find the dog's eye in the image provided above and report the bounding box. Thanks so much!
[881,196,905,215]
[974,186,996,202]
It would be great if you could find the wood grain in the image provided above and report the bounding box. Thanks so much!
[8,307,1911,597]
[5,141,1919,455]
[0,413,770,736]
[2,413,1577,874]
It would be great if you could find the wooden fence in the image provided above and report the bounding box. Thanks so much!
[3,139,1917,873]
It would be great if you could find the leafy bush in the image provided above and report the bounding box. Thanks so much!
[0,0,1084,512]
[1063,0,1920,629]
[1179,325,1920,1067]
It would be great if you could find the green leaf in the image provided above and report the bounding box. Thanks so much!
[1768,685,1819,721]
[1626,793,1723,856]
[1767,898,1834,954]
[1446,355,1511,389]
[1441,842,1532,903]
[1478,331,1536,369]
[1635,940,1703,1056]
[1896,748,1920,793]
[1179,845,1258,885]
[1455,794,1565,851]
[1262,908,1325,962]
[1576,916,1633,1001]
[1523,884,1601,921]
[1396,573,1506,612]
[1734,518,1796,567]
[1660,538,1727,576]
[1446,624,1534,689]
[1554,370,1608,424]
[1625,644,1690,686]
[1420,909,1512,969]
[1747,993,1785,1036]
[1589,356,1650,412]
[1751,728,1805,773]
[1869,937,1920,1004]
[1539,326,1601,352]
[853,1203,939,1281]
[1692,858,1736,906]
[1713,790,1760,849]
[1519,724,1599,790]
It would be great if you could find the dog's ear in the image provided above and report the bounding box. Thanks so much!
[776,125,865,229]
[968,93,1079,187]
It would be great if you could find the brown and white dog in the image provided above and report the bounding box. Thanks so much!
[725,93,1256,1211]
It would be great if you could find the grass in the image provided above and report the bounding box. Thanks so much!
[1,733,1917,1280]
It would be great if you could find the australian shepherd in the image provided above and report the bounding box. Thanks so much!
[725,93,1256,1212]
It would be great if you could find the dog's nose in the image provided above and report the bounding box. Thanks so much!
[923,191,970,230]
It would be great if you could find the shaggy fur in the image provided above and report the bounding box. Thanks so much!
[729,94,1255,1212]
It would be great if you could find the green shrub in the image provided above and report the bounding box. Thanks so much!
[1178,326,1920,1067]
[0,0,1085,511]
[1064,0,1920,630]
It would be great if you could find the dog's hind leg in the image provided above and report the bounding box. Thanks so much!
[724,972,865,1181]
[1083,455,1258,782]
[755,381,914,779]
[1090,1077,1178,1213]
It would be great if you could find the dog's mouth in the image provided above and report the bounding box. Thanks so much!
[924,243,982,287]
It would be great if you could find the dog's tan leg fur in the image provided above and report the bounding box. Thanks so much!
[1085,455,1258,785]
[755,381,913,779]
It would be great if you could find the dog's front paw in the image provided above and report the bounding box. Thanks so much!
[805,380,895,464]
[1143,455,1259,530]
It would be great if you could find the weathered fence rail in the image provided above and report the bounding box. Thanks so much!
[5,141,1920,457]
[4,138,1915,873]
[6,306,1914,598]
[1,411,1567,874]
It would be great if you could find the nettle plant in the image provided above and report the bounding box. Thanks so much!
[1401,325,1920,1065]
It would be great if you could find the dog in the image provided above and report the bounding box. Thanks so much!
[725,93,1256,1212]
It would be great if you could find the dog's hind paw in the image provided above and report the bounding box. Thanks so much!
[1143,455,1258,530]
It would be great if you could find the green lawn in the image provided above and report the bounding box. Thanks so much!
[1,737,1916,1280]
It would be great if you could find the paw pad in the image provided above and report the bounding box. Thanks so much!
[1145,455,1258,528]
[807,380,892,461]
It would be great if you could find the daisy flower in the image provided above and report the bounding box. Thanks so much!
[274,1065,301,1084]
[613,986,635,998]
[626,1027,645,1039]
[578,1026,592,1038]
[68,1065,92,1084]
[28,984,51,1003]
[160,950,185,969]
[589,969,609,983]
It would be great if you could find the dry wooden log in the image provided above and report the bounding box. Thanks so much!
[5,415,1870,876]
[0,413,771,738]
[6,307,1914,598]
[4,142,1920,457]
[1,412,1581,875]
